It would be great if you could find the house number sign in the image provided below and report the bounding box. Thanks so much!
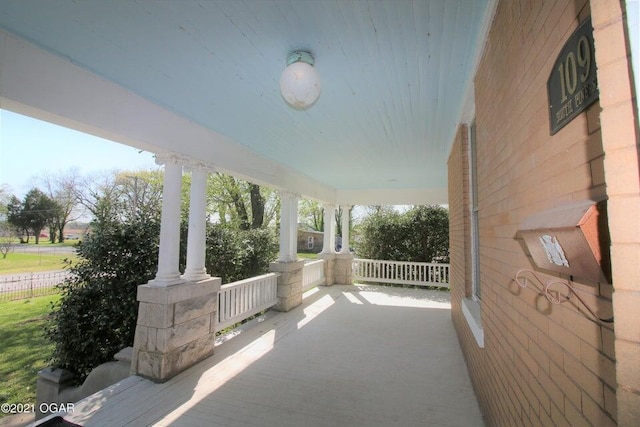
[547,17,599,135]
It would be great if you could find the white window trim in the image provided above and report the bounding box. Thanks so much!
[464,120,484,348]
[462,297,484,348]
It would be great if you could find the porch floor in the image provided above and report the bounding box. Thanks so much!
[60,284,483,427]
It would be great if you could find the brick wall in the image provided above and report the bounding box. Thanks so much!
[591,1,640,425]
[447,0,635,425]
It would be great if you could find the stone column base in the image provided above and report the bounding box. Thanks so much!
[35,368,74,419]
[269,260,305,312]
[317,253,336,286]
[335,253,355,285]
[131,277,221,383]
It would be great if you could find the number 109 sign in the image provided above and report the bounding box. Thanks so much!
[547,17,599,135]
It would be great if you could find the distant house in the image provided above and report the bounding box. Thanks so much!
[297,224,323,253]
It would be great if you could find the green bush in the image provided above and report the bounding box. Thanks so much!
[46,213,160,381]
[204,225,278,283]
[48,218,277,382]
[357,205,449,263]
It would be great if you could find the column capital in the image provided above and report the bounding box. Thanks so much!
[155,154,186,167]
[340,205,352,211]
[184,161,215,174]
[279,190,300,200]
[322,203,336,210]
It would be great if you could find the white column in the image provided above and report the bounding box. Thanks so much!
[150,156,184,286]
[182,163,211,282]
[288,194,300,261]
[321,203,336,254]
[278,191,294,262]
[340,205,351,253]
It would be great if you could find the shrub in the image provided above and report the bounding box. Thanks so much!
[357,205,449,263]
[204,225,278,283]
[46,213,160,381]
[48,218,277,382]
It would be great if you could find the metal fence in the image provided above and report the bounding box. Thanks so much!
[0,271,73,301]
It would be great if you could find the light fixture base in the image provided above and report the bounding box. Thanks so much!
[286,51,315,67]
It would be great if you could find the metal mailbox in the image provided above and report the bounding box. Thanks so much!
[517,200,610,284]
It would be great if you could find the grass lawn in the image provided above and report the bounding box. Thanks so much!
[0,294,60,417]
[0,253,78,274]
[297,252,318,260]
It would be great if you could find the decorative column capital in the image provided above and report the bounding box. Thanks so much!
[184,161,215,174]
[279,190,300,200]
[155,154,186,167]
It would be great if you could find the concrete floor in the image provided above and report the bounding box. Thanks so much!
[53,284,484,427]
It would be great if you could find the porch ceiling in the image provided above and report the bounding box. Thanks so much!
[0,0,492,205]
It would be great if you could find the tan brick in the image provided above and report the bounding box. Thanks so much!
[586,103,602,134]
[528,337,550,373]
[538,330,565,368]
[582,391,617,427]
[520,346,540,377]
[613,290,640,342]
[607,197,640,244]
[549,324,582,360]
[603,147,640,195]
[615,339,640,391]
[528,372,551,415]
[564,352,605,406]
[590,157,606,186]
[550,362,582,409]
[591,0,624,28]
[537,369,564,414]
[597,59,635,108]
[563,307,602,350]
[593,19,632,66]
[603,385,617,422]
[580,340,617,389]
[601,326,617,359]
[537,404,555,426]
[551,402,571,427]
[564,399,591,427]
[599,102,639,152]
[608,244,640,292]
[617,388,640,426]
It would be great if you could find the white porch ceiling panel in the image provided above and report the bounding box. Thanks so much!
[0,0,490,204]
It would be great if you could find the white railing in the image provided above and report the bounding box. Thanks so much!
[302,259,325,292]
[216,273,279,330]
[353,259,450,288]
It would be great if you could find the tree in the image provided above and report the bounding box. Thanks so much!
[208,174,275,230]
[114,170,163,218]
[22,188,58,244]
[40,169,83,243]
[0,184,11,221]
[7,195,29,242]
[299,199,324,231]
[76,169,163,221]
[357,205,449,263]
[0,221,15,258]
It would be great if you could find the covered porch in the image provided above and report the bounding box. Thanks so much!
[54,284,482,427]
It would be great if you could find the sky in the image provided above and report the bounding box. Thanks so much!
[0,109,158,199]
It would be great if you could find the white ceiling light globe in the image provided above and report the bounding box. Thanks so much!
[279,52,321,110]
